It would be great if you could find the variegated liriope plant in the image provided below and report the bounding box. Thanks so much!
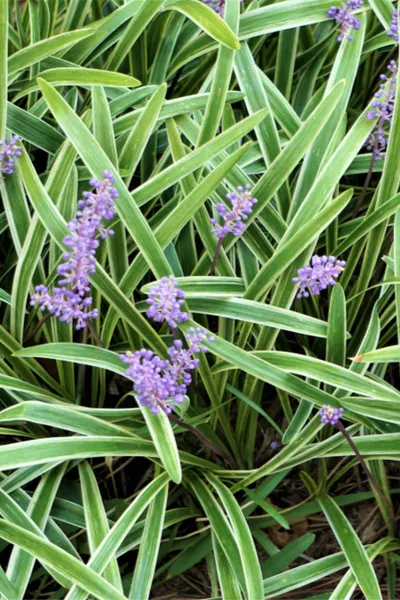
[0,0,400,598]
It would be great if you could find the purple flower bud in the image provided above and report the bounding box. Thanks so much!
[202,0,243,18]
[146,276,189,329]
[31,171,118,329]
[121,329,213,414]
[270,440,280,450]
[0,136,22,177]
[185,327,214,353]
[327,0,363,42]
[293,255,346,299]
[365,60,397,162]
[387,9,399,42]
[320,404,344,426]
[210,184,257,240]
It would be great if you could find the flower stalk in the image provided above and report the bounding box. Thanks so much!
[320,405,396,534]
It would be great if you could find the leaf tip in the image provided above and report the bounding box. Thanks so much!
[172,472,182,484]
[37,77,50,93]
[350,353,363,362]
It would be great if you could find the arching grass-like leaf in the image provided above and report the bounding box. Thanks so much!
[0,0,8,138]
[79,462,122,591]
[6,464,69,594]
[66,473,170,600]
[8,29,94,76]
[0,402,136,438]
[187,471,246,593]
[14,67,140,100]
[128,481,168,599]
[165,0,240,49]
[353,345,400,363]
[0,520,127,600]
[207,473,263,599]
[318,495,382,600]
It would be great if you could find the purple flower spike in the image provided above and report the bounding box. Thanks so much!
[146,276,189,329]
[121,329,213,414]
[185,327,214,353]
[327,0,363,42]
[203,0,243,18]
[0,136,22,177]
[320,404,344,426]
[387,9,399,42]
[366,60,397,161]
[167,329,213,402]
[120,350,176,414]
[31,171,117,329]
[30,286,98,330]
[293,255,346,299]
[210,184,257,239]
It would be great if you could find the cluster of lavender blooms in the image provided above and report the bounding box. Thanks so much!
[366,60,397,161]
[327,0,363,42]
[202,0,243,17]
[388,9,399,42]
[293,255,346,299]
[31,171,117,329]
[146,276,189,329]
[0,136,22,177]
[320,404,344,426]
[210,184,257,239]
[121,328,214,414]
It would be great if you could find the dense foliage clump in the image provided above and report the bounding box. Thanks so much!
[0,0,400,598]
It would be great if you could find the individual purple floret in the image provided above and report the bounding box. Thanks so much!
[0,136,22,177]
[121,328,213,414]
[320,404,344,426]
[387,9,399,42]
[203,0,243,18]
[366,60,397,161]
[327,0,363,42]
[293,255,346,299]
[31,171,117,329]
[210,184,257,239]
[146,276,189,329]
